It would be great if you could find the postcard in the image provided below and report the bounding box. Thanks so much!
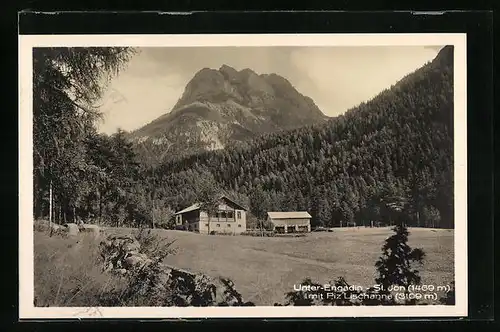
[19,33,467,319]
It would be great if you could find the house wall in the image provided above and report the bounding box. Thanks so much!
[198,199,246,234]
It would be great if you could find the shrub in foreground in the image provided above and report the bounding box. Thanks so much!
[34,228,255,307]
[281,223,454,306]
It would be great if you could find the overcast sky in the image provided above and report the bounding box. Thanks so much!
[96,46,443,135]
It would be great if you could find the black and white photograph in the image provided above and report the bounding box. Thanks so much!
[19,34,467,318]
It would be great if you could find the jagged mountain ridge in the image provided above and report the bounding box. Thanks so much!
[130,65,329,158]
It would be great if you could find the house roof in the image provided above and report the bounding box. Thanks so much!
[174,195,248,215]
[267,211,312,219]
[220,195,248,211]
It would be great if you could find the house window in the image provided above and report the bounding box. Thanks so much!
[237,211,241,219]
[238,224,242,227]
[227,211,234,219]
[205,224,209,227]
[227,224,231,227]
[217,224,220,227]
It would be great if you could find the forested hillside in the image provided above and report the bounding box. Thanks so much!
[33,46,454,230]
[150,46,454,229]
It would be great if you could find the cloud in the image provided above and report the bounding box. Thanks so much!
[98,73,185,134]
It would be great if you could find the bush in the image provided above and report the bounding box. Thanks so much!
[151,205,175,229]
[275,233,307,238]
[280,223,431,307]
[155,220,174,229]
[439,281,455,305]
[33,219,67,237]
[174,224,188,231]
[210,231,237,236]
[241,230,276,237]
[33,227,254,307]
[422,205,441,228]
[34,220,50,232]
[132,227,177,260]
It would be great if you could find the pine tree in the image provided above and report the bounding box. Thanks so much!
[33,47,136,226]
[249,185,268,221]
[196,173,220,235]
[374,223,426,304]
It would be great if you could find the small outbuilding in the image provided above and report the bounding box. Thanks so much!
[267,211,312,233]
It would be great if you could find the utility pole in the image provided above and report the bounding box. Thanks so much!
[49,179,53,236]
[152,165,155,229]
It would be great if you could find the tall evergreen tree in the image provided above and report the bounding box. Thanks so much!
[374,223,426,304]
[33,47,136,227]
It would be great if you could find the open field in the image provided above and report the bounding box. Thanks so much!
[103,227,454,305]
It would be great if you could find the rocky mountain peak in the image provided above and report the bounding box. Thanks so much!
[219,64,239,77]
[132,65,329,157]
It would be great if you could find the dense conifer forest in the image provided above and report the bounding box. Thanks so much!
[33,46,454,230]
[148,46,454,229]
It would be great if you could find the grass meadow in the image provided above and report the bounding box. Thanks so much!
[34,226,454,306]
[34,231,121,307]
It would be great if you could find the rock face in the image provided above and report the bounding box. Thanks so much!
[34,220,102,238]
[64,223,80,236]
[99,235,143,272]
[79,224,100,238]
[34,220,62,233]
[131,65,329,160]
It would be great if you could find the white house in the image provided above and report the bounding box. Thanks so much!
[174,196,247,234]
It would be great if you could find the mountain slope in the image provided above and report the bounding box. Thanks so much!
[150,46,454,229]
[131,65,328,158]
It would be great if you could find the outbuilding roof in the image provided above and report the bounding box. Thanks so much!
[267,211,312,219]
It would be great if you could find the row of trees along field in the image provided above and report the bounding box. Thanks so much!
[149,46,454,229]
